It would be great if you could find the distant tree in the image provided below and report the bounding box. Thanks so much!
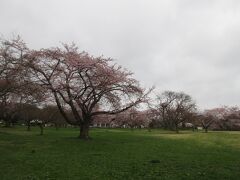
[18,104,41,131]
[153,91,196,133]
[186,112,200,131]
[120,108,147,130]
[198,114,215,133]
[0,101,20,127]
[26,43,150,139]
[202,106,240,131]
[20,105,67,135]
[41,105,66,130]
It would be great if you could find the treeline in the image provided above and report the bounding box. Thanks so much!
[93,92,240,132]
[0,103,68,134]
[0,36,240,138]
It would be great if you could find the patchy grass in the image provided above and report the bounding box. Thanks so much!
[0,127,240,179]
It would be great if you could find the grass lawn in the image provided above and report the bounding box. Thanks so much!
[0,127,240,180]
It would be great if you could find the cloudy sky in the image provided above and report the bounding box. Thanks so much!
[1,0,240,109]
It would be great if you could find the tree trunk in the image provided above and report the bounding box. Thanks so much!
[55,123,59,130]
[5,120,11,127]
[192,125,196,132]
[148,127,151,132]
[27,124,31,131]
[27,121,31,131]
[176,128,179,133]
[40,125,43,135]
[79,122,90,140]
[175,123,179,133]
[205,128,208,133]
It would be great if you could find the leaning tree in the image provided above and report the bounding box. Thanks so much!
[26,43,149,139]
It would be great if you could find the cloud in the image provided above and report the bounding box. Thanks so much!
[1,0,240,109]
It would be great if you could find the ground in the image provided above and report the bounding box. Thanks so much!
[0,127,240,180]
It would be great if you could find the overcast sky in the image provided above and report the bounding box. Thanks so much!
[1,0,240,109]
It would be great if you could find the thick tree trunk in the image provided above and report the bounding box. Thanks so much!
[79,122,90,140]
[204,128,208,133]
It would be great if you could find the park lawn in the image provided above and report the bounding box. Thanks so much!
[0,127,240,180]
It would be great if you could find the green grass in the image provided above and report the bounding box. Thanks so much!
[0,127,240,180]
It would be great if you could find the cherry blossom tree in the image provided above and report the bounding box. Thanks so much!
[153,91,196,133]
[27,43,150,139]
[198,114,215,133]
[202,106,240,131]
[0,36,47,127]
[0,36,28,98]
[108,108,148,129]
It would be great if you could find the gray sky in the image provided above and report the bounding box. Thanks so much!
[1,0,240,109]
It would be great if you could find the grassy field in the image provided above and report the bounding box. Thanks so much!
[0,127,240,180]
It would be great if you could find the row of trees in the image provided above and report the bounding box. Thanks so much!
[1,36,240,138]
[199,106,240,132]
[92,92,240,132]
